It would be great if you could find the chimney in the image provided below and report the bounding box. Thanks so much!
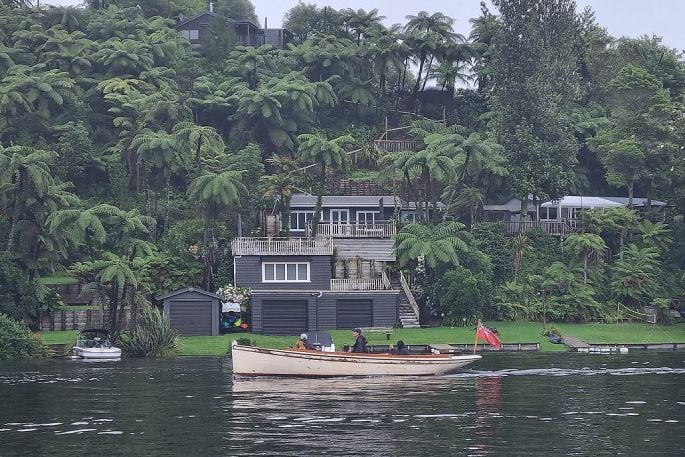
[209,2,213,13]
[264,17,268,30]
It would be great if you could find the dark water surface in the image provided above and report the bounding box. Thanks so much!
[1,352,683,456]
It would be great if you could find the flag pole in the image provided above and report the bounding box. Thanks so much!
[473,320,480,354]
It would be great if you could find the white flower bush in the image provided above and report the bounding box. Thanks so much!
[216,284,251,306]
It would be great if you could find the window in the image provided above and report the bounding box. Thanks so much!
[357,211,379,224]
[290,211,314,231]
[401,211,416,223]
[262,262,310,282]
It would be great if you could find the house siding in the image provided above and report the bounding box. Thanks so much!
[250,291,398,333]
[235,255,331,291]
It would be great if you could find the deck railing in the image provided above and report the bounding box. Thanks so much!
[373,139,423,152]
[330,277,390,291]
[308,221,396,238]
[505,220,578,236]
[231,237,333,256]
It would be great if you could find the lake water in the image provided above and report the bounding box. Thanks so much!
[1,352,683,456]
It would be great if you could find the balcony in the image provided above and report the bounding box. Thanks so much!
[231,237,333,256]
[330,272,392,291]
[307,221,396,238]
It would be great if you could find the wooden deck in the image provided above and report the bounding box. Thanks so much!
[561,334,591,350]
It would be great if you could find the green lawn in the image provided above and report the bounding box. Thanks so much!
[36,321,685,356]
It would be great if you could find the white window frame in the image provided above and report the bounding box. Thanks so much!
[290,211,314,232]
[262,262,310,283]
[330,209,349,224]
[356,211,378,224]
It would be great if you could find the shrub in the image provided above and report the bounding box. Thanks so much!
[437,266,492,322]
[0,314,49,360]
[120,307,180,357]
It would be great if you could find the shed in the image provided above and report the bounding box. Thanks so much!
[157,287,221,336]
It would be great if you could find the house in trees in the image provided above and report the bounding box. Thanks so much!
[483,195,667,236]
[231,194,426,335]
[175,10,293,50]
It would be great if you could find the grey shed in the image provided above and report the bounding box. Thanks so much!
[157,287,221,336]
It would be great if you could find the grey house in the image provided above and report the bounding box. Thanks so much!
[232,225,419,334]
[175,11,292,50]
[483,195,668,236]
[158,287,221,336]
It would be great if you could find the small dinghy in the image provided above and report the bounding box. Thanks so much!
[72,329,122,360]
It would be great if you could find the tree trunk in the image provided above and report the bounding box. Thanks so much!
[283,194,291,238]
[628,180,634,208]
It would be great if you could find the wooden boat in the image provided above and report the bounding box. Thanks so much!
[231,341,481,377]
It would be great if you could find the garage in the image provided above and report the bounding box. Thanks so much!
[260,300,308,335]
[158,287,221,336]
[336,299,373,329]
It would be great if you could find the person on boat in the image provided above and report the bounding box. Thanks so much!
[350,328,368,353]
[389,340,409,355]
[295,333,313,350]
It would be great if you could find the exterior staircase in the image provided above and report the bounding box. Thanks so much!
[390,272,420,328]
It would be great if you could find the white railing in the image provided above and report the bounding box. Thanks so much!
[330,278,388,291]
[231,237,333,256]
[505,220,578,236]
[400,271,420,321]
[309,221,396,238]
[373,139,423,152]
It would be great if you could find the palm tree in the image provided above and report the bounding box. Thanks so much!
[443,186,484,229]
[404,11,455,99]
[187,170,246,291]
[0,146,57,252]
[344,8,386,45]
[611,244,662,307]
[366,25,407,96]
[395,222,469,269]
[171,122,224,177]
[636,220,672,254]
[70,252,150,336]
[563,233,608,283]
[296,133,354,235]
[406,146,455,222]
[511,235,530,283]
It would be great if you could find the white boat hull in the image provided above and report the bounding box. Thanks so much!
[73,346,122,359]
[231,342,481,377]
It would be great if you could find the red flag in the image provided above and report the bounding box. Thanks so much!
[476,320,501,349]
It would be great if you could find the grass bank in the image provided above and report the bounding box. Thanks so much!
[37,321,685,356]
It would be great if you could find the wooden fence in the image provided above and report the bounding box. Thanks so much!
[39,309,129,331]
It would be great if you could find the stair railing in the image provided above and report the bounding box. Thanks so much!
[399,271,420,322]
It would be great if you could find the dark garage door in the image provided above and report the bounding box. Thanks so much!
[261,300,308,335]
[336,299,373,329]
[169,300,212,336]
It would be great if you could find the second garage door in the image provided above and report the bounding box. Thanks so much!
[261,300,308,335]
[336,299,373,329]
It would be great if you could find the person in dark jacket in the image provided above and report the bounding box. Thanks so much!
[390,340,409,355]
[350,328,368,353]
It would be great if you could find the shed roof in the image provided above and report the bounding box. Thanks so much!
[156,287,222,301]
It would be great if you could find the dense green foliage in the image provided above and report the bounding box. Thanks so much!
[0,314,49,359]
[120,306,180,357]
[0,0,683,337]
